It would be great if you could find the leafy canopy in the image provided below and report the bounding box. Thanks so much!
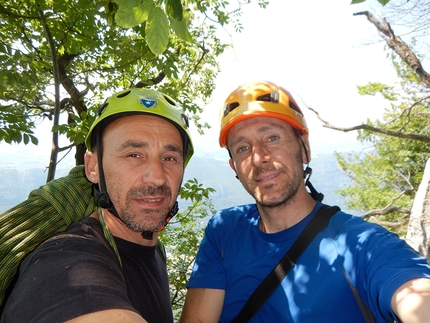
[0,0,268,174]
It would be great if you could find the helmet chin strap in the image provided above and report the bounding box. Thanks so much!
[303,166,324,202]
[142,201,179,240]
[299,136,324,202]
[94,129,178,240]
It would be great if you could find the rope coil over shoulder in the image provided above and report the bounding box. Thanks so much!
[0,165,167,307]
[0,166,96,306]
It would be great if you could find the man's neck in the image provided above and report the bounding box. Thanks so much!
[90,210,158,247]
[257,193,317,233]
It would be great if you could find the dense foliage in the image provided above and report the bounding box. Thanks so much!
[0,0,267,180]
[159,177,215,318]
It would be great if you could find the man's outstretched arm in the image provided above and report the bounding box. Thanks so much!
[65,309,147,323]
[392,277,430,322]
[179,288,225,323]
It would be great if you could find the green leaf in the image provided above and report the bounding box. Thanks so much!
[58,45,65,56]
[115,0,141,6]
[351,0,366,4]
[12,131,22,143]
[29,134,38,145]
[146,7,169,55]
[165,0,183,21]
[115,1,154,28]
[170,17,193,42]
[69,114,81,122]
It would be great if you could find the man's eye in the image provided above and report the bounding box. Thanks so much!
[127,154,141,158]
[163,156,177,162]
[237,146,249,153]
[267,136,279,142]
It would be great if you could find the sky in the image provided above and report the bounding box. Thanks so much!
[1,0,397,170]
[190,0,397,160]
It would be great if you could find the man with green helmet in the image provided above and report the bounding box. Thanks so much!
[180,81,430,323]
[2,88,193,323]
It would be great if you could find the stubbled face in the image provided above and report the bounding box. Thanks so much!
[227,116,309,209]
[100,114,184,233]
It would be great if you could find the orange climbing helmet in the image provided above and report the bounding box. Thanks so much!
[219,81,308,147]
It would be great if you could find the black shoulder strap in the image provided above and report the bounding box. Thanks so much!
[341,269,376,323]
[232,204,340,323]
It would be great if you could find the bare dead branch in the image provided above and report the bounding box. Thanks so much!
[354,11,430,88]
[362,190,411,221]
[395,170,415,192]
[365,205,411,216]
[306,104,430,143]
[367,215,409,228]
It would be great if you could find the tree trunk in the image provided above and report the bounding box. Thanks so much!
[75,143,86,166]
[405,158,430,264]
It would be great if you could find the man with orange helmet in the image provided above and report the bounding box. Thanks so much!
[2,88,194,323]
[180,81,430,322]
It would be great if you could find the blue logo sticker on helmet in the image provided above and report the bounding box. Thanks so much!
[138,95,158,109]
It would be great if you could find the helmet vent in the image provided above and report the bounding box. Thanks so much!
[224,102,240,116]
[97,102,109,116]
[257,91,279,103]
[256,94,270,102]
[163,95,176,106]
[117,90,131,98]
[289,101,301,114]
[181,113,190,128]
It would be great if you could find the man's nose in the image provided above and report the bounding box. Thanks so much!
[251,144,270,166]
[141,159,168,186]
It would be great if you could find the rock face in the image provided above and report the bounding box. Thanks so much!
[406,158,430,264]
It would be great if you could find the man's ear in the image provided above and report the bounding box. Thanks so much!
[229,158,239,179]
[84,151,99,184]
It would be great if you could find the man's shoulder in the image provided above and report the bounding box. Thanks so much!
[329,208,383,231]
[34,216,109,256]
[324,208,402,247]
[20,216,119,279]
[210,203,258,225]
[3,217,129,323]
[40,216,104,243]
[66,216,103,235]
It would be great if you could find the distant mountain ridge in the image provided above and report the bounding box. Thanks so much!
[0,154,353,214]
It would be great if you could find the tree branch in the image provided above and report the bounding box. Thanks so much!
[184,42,210,83]
[58,52,86,115]
[367,215,409,228]
[135,71,166,88]
[354,11,430,88]
[306,104,430,143]
[362,190,411,220]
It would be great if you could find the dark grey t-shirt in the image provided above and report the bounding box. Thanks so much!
[2,217,173,323]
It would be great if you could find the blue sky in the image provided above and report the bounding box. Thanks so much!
[1,0,396,170]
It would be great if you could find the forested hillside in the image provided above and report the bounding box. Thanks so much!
[0,154,352,214]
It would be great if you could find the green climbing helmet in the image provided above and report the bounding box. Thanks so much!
[86,88,194,166]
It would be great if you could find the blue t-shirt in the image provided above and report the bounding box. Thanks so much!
[187,202,430,322]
